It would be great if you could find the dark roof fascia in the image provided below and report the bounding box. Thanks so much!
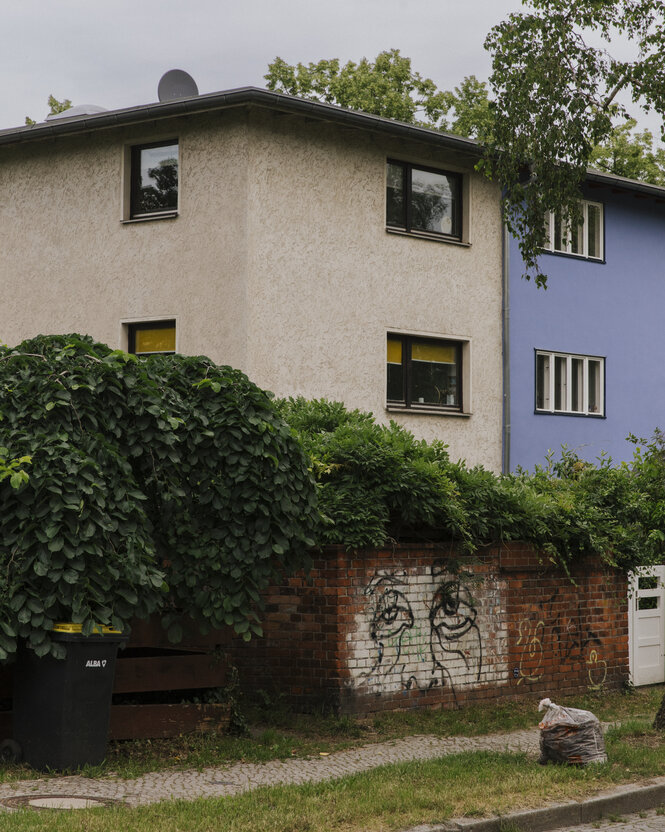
[0,86,481,158]
[585,168,665,201]
[5,87,665,200]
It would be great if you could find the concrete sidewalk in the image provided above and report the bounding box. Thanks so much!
[0,724,663,830]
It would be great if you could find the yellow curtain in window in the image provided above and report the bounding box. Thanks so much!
[387,338,402,364]
[135,327,176,353]
[411,342,455,364]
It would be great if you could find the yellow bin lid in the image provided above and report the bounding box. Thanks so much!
[52,622,123,635]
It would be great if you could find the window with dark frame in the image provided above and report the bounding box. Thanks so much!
[127,320,176,356]
[386,160,462,240]
[387,334,462,411]
[130,140,179,219]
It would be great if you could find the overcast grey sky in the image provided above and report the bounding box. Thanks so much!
[3,0,525,130]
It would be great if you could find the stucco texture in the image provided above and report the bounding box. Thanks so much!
[0,106,503,470]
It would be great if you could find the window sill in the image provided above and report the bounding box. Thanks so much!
[122,211,178,225]
[541,249,605,265]
[386,227,470,247]
[386,405,471,418]
[535,409,605,419]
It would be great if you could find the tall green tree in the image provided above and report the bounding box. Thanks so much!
[265,50,491,139]
[482,0,665,287]
[441,75,493,142]
[266,49,448,127]
[590,118,665,185]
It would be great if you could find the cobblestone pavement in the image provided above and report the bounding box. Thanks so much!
[0,728,541,808]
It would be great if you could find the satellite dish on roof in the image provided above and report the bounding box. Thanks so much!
[158,69,199,102]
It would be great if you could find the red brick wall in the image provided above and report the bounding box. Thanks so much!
[502,542,627,699]
[228,543,629,713]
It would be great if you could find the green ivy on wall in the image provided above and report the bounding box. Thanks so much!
[0,335,318,660]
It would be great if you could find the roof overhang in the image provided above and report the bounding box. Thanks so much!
[0,86,481,160]
[585,168,665,201]
[3,86,665,200]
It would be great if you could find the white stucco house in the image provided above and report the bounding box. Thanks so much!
[0,85,503,469]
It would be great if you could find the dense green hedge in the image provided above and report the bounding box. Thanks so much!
[277,397,665,574]
[2,338,662,663]
[0,336,318,659]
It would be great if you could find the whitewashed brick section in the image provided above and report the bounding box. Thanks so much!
[347,567,508,698]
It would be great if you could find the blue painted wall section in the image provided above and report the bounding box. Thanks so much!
[509,182,665,470]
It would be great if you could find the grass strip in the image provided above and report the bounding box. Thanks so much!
[0,685,662,782]
[2,726,665,832]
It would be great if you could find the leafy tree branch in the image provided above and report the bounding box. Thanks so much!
[482,0,665,286]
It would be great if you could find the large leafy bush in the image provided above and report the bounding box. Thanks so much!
[277,398,470,547]
[503,449,661,575]
[0,335,318,659]
[278,398,663,575]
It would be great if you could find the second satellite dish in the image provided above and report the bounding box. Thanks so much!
[158,69,199,102]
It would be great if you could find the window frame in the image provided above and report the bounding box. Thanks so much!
[127,139,179,221]
[387,333,464,413]
[386,159,463,242]
[543,199,604,261]
[126,319,177,356]
[534,349,605,417]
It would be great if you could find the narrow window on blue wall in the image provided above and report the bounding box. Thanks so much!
[571,358,584,412]
[587,203,602,258]
[543,200,603,261]
[536,354,550,409]
[554,356,567,410]
[535,351,604,416]
[588,360,601,413]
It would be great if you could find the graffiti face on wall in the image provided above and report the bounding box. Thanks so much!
[350,566,501,700]
[430,579,482,684]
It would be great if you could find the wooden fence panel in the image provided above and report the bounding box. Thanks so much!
[0,616,231,741]
[113,654,226,693]
[109,703,230,739]
[0,703,230,742]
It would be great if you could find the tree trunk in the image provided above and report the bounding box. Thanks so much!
[653,693,665,730]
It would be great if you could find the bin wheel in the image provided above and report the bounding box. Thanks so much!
[0,739,21,763]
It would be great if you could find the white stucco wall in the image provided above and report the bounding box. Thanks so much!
[0,112,251,370]
[0,106,503,470]
[244,111,503,469]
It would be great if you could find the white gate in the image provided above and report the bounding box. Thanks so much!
[629,565,665,686]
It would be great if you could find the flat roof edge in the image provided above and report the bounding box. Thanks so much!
[4,87,665,199]
[0,86,481,156]
[586,168,665,199]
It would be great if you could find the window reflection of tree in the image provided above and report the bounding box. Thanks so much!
[138,157,178,213]
[411,183,453,234]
